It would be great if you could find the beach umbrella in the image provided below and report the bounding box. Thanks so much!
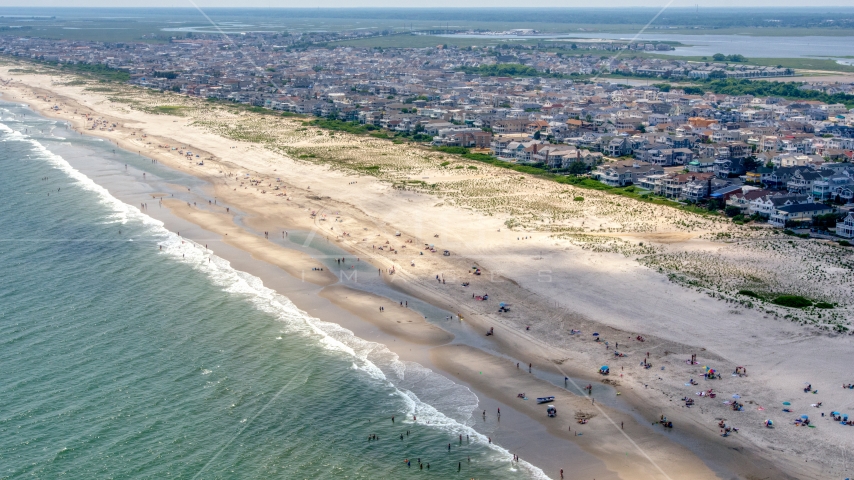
[782,402,791,406]
[601,366,609,370]
[500,302,506,307]
[732,394,741,399]
[831,411,840,415]
[800,415,809,419]
[592,333,599,336]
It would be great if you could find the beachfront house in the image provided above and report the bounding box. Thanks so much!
[811,169,854,202]
[787,169,827,195]
[607,137,632,157]
[836,212,854,238]
[768,203,837,228]
[749,193,812,218]
[592,161,663,187]
[726,188,774,214]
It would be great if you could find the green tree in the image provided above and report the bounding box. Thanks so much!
[743,156,759,172]
[568,161,588,175]
[712,53,726,61]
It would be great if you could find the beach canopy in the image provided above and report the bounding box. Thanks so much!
[732,394,741,399]
[601,366,609,370]
[831,411,840,415]
[592,333,600,336]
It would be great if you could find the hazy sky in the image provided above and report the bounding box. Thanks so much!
[0,1,852,7]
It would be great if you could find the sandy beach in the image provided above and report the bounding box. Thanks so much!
[3,64,854,479]
[433,344,719,480]
[319,284,454,345]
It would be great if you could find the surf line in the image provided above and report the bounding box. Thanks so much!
[191,364,311,480]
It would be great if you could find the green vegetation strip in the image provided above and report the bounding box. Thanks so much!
[737,290,835,310]
[432,147,714,216]
[648,78,854,107]
[458,63,570,78]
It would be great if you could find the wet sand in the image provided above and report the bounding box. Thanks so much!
[432,344,717,480]
[319,284,454,346]
[163,199,337,286]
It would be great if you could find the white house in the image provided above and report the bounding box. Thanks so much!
[836,212,854,238]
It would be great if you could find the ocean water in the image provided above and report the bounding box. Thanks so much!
[0,101,546,479]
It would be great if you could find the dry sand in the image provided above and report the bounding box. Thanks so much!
[3,65,854,479]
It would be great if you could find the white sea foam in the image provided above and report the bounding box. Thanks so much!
[156,237,548,478]
[3,114,550,480]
